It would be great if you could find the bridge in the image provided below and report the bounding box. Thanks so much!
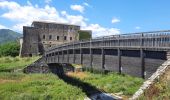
[44,30,170,79]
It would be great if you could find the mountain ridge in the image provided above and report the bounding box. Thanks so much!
[0,29,22,44]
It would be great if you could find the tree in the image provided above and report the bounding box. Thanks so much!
[0,41,20,57]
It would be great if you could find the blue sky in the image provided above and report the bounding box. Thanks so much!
[0,0,170,37]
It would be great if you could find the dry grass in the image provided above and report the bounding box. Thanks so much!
[66,71,89,79]
[139,68,170,100]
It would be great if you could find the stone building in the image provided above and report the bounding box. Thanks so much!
[21,21,91,57]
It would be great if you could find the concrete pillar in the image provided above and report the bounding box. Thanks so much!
[62,50,64,63]
[67,49,69,63]
[80,42,83,64]
[118,35,122,74]
[73,42,75,63]
[141,49,145,79]
[101,48,105,70]
[140,33,145,79]
[57,51,59,63]
[118,48,122,74]
[90,39,93,70]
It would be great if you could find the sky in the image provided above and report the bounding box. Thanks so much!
[0,0,170,37]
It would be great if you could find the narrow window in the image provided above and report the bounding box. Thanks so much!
[57,36,59,40]
[70,37,72,40]
[64,36,67,40]
[49,35,52,40]
[43,35,45,39]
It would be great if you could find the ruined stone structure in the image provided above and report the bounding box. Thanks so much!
[21,21,91,57]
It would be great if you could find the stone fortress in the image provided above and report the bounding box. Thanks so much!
[20,21,91,57]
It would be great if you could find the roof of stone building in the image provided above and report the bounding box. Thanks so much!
[32,21,80,27]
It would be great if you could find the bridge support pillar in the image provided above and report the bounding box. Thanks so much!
[118,48,122,74]
[90,39,93,71]
[57,51,59,63]
[80,49,83,65]
[140,49,145,79]
[62,51,64,63]
[67,49,69,63]
[101,48,105,71]
[73,49,75,63]
[90,49,93,71]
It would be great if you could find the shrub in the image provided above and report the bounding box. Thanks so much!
[0,41,20,57]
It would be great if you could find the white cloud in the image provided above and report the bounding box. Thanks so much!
[111,17,120,24]
[0,1,120,37]
[83,24,120,37]
[45,0,52,4]
[83,2,89,7]
[61,11,87,27]
[0,24,7,29]
[0,1,67,31]
[135,26,141,29]
[70,4,84,13]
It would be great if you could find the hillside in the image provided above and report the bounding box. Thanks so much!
[0,29,22,44]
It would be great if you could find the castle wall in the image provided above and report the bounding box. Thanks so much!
[21,27,39,57]
[21,21,82,57]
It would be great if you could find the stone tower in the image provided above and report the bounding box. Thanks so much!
[21,21,81,57]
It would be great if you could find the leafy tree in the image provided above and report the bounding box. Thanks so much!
[78,31,92,40]
[0,41,20,57]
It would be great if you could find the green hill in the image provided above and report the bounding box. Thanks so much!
[0,29,22,44]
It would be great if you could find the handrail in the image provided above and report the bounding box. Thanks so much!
[46,30,170,53]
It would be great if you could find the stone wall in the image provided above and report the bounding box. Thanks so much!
[21,21,81,57]
[130,59,170,100]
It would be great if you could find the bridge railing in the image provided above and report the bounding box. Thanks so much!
[46,30,170,53]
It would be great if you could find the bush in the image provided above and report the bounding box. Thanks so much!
[0,41,20,57]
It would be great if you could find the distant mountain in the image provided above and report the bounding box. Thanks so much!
[0,29,22,44]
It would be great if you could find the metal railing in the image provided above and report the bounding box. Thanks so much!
[46,30,170,54]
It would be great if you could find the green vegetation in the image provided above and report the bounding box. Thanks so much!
[0,72,86,100]
[0,71,143,100]
[0,29,22,44]
[68,72,144,97]
[0,41,20,57]
[0,56,39,72]
[78,30,91,40]
[0,56,144,99]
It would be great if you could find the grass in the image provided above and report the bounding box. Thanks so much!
[0,56,144,99]
[0,72,86,100]
[67,71,144,97]
[0,72,143,100]
[0,56,40,72]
